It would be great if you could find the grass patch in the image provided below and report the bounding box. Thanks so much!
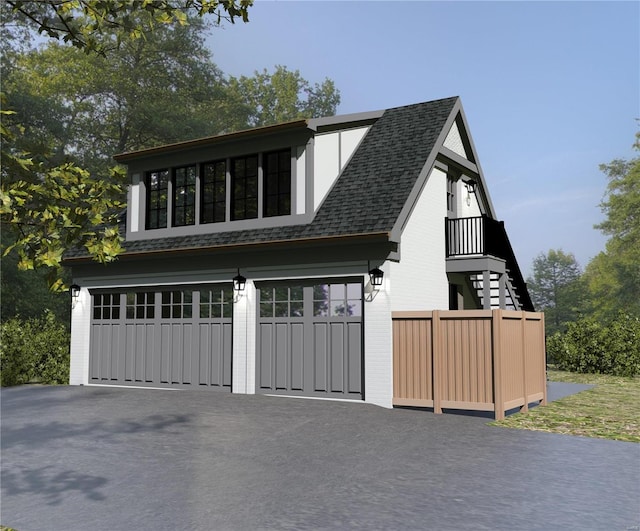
[491,369,640,443]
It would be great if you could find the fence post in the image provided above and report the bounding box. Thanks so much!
[520,311,529,413]
[540,313,548,406]
[492,309,504,420]
[432,310,442,414]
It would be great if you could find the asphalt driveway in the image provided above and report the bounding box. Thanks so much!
[1,385,638,531]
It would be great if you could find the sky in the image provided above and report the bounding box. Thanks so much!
[206,1,640,276]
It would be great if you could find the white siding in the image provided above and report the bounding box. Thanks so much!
[129,174,141,233]
[364,264,393,408]
[443,122,468,159]
[295,146,306,215]
[313,127,370,210]
[232,280,257,394]
[69,288,91,385]
[458,181,483,217]
[391,167,449,311]
[339,127,369,168]
[314,132,340,210]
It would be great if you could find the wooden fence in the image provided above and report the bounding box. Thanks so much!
[392,310,547,419]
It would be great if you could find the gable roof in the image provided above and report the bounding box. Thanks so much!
[65,96,460,261]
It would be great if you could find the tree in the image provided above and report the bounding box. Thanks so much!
[1,0,253,290]
[527,249,584,335]
[6,0,251,54]
[229,65,341,127]
[583,134,640,319]
[3,15,249,178]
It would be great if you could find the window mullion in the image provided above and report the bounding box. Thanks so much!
[225,157,231,222]
[257,152,263,219]
[167,169,174,228]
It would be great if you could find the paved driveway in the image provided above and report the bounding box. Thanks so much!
[1,385,638,531]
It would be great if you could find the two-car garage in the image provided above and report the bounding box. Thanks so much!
[88,280,364,400]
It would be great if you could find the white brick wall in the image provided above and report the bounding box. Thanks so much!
[364,265,393,408]
[232,281,256,394]
[391,167,449,312]
[69,288,91,385]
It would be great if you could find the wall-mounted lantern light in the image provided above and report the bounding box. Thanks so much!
[369,266,384,287]
[464,180,477,206]
[70,284,81,299]
[232,270,246,292]
[70,284,81,308]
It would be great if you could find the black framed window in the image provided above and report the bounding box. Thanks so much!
[173,166,196,227]
[263,149,291,217]
[313,283,361,317]
[260,286,304,318]
[200,288,233,319]
[161,290,193,319]
[93,293,121,320]
[201,160,226,224]
[126,292,155,319]
[146,169,169,229]
[231,155,258,221]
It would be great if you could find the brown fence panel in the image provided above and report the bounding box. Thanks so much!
[524,312,547,406]
[392,313,434,407]
[497,310,527,413]
[438,311,494,412]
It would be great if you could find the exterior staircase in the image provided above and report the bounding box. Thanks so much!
[445,215,534,311]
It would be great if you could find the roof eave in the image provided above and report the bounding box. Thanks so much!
[113,120,310,163]
[62,231,395,265]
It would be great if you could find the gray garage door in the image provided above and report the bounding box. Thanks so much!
[257,280,363,400]
[89,285,232,390]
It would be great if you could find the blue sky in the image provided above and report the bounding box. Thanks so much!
[206,1,639,276]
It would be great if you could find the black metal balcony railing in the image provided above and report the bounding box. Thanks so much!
[445,216,534,311]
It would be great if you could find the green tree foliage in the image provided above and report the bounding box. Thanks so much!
[229,65,341,127]
[0,310,70,386]
[3,15,250,179]
[6,0,251,54]
[1,0,253,291]
[583,135,640,319]
[547,313,640,377]
[0,231,71,323]
[527,249,584,335]
[1,102,127,291]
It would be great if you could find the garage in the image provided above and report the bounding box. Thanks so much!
[89,285,232,390]
[256,280,363,400]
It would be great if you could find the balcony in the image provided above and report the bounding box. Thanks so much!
[445,216,534,311]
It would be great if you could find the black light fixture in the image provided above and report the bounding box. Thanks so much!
[232,270,246,292]
[69,284,81,299]
[464,180,477,194]
[369,265,384,287]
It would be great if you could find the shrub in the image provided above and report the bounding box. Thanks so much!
[0,310,70,386]
[547,313,640,377]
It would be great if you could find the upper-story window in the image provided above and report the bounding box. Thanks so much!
[173,165,196,227]
[143,148,293,231]
[231,155,259,221]
[201,160,226,224]
[147,169,169,229]
[447,176,456,217]
[263,149,291,217]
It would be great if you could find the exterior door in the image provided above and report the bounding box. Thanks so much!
[89,285,232,390]
[256,280,363,400]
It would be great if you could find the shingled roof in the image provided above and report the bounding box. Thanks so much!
[65,97,459,260]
